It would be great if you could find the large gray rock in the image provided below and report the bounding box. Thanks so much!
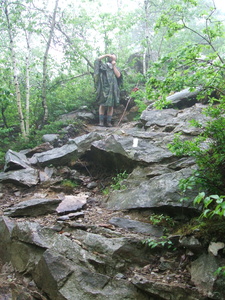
[106,167,199,212]
[30,143,78,166]
[34,248,148,300]
[58,269,148,300]
[56,194,88,215]
[11,221,58,248]
[4,198,62,217]
[0,168,39,187]
[132,274,206,300]
[0,216,16,262]
[108,217,163,236]
[42,134,59,143]
[190,253,225,299]
[30,132,103,167]
[141,104,210,134]
[166,87,202,108]
[58,107,95,122]
[140,108,179,128]
[73,229,152,267]
[0,217,152,299]
[4,149,31,172]
[25,142,54,157]
[91,134,175,171]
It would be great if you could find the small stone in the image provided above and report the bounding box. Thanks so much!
[63,232,71,237]
[14,191,21,197]
[114,273,126,280]
[208,242,225,256]
[87,182,98,189]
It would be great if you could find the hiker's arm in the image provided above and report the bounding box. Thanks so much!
[112,61,121,78]
[98,54,111,60]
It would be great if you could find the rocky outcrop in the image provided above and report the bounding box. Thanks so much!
[0,216,157,299]
[0,94,225,299]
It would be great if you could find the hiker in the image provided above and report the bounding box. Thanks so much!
[94,53,122,127]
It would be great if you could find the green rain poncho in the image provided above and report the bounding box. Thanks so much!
[94,58,123,107]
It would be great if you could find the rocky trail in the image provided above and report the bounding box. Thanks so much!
[0,124,193,300]
[0,101,225,300]
[0,181,195,300]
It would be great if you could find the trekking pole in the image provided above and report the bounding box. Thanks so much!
[117,96,132,127]
[117,81,140,127]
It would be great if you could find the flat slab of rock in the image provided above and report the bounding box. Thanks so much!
[56,194,88,215]
[106,167,199,212]
[108,217,163,236]
[57,211,85,221]
[4,149,31,172]
[0,168,39,187]
[4,198,61,217]
[132,274,206,300]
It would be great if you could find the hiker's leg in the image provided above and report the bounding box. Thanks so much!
[98,105,105,126]
[107,106,113,116]
[106,106,113,127]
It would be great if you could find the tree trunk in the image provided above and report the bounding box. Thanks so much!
[143,50,147,75]
[25,30,31,136]
[143,0,152,74]
[4,2,27,138]
[41,0,59,125]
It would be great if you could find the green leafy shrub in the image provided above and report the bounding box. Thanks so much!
[101,171,129,195]
[143,236,175,250]
[168,99,225,195]
[13,119,83,152]
[215,266,225,277]
[130,89,148,114]
[194,192,225,219]
[149,213,175,228]
[61,179,79,188]
[102,187,110,195]
[110,171,128,190]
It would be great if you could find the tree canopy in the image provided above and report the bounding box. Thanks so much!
[0,0,224,166]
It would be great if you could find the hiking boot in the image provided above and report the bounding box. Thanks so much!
[98,120,104,127]
[106,116,112,127]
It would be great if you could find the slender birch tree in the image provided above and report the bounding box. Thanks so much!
[3,0,27,138]
[41,0,59,125]
[24,29,31,136]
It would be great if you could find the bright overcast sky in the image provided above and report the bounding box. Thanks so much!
[214,0,225,12]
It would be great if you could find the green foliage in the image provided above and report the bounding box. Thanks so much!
[146,0,225,107]
[47,75,95,121]
[178,175,198,203]
[143,236,175,250]
[0,127,16,166]
[0,151,6,167]
[11,119,83,154]
[168,98,225,195]
[122,72,146,95]
[38,120,81,136]
[61,179,79,188]
[194,192,225,219]
[110,171,128,190]
[149,213,175,228]
[102,187,110,195]
[101,171,128,195]
[176,216,225,242]
[215,266,225,277]
[131,89,148,114]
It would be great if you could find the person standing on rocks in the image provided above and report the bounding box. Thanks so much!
[94,53,122,127]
